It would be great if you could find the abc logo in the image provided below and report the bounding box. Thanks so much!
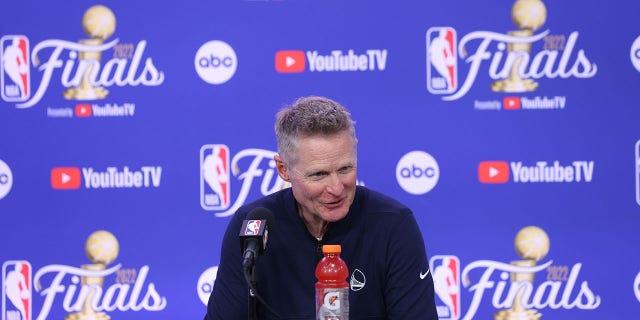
[197,266,218,305]
[195,40,237,84]
[634,271,640,303]
[396,151,439,195]
[0,159,13,200]
[631,36,640,72]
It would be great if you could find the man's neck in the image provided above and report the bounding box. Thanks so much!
[297,204,328,239]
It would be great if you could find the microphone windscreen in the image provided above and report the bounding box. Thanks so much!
[245,207,274,232]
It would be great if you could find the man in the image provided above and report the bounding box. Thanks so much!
[204,96,438,319]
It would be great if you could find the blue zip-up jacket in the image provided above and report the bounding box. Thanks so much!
[204,186,438,320]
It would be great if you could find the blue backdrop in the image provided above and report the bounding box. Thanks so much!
[1,0,639,319]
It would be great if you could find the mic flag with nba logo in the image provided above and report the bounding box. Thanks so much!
[239,207,274,270]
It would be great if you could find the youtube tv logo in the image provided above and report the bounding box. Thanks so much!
[478,161,509,184]
[51,167,81,189]
[275,50,305,73]
[75,104,92,117]
[503,96,521,110]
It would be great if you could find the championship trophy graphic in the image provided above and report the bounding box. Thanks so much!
[63,5,116,100]
[494,226,549,320]
[491,0,547,92]
[65,230,120,320]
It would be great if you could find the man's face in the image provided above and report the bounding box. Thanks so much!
[277,131,357,224]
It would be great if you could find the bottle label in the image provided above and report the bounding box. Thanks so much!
[317,288,349,320]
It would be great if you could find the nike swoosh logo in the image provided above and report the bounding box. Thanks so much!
[420,269,430,279]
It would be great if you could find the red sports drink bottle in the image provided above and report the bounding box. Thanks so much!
[315,244,349,320]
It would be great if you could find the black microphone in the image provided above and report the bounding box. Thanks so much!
[239,207,274,270]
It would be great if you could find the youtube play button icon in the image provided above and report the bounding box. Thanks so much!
[275,50,305,73]
[51,167,81,189]
[478,161,509,184]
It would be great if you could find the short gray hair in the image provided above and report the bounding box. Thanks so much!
[275,96,357,164]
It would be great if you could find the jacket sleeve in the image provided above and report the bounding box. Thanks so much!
[204,211,248,320]
[384,211,439,320]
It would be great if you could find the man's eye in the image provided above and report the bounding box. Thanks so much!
[338,166,353,173]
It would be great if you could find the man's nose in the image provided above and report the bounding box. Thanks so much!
[326,174,344,194]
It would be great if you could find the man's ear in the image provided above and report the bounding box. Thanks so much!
[274,155,290,181]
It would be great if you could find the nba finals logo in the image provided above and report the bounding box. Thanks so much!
[430,255,461,320]
[200,144,230,211]
[0,36,30,102]
[3,231,167,319]
[199,146,292,217]
[2,5,164,109]
[426,27,457,94]
[2,261,32,320]
[426,0,597,101]
[445,225,602,319]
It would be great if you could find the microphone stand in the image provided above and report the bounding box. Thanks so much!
[242,250,281,319]
[248,264,258,320]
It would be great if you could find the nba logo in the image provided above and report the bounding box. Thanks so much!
[429,255,461,320]
[426,27,457,94]
[200,144,231,211]
[245,220,261,235]
[0,35,30,102]
[2,261,32,320]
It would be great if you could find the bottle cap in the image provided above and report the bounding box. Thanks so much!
[322,244,342,253]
